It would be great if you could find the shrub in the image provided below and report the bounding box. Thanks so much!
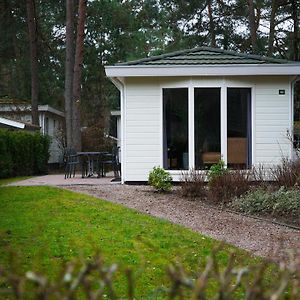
[230,187,300,218]
[208,169,251,205]
[207,159,227,183]
[0,132,12,178]
[270,158,300,188]
[180,168,206,198]
[0,129,50,178]
[148,166,172,192]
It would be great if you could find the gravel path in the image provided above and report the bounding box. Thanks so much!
[65,184,300,260]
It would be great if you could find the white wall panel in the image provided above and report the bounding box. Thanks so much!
[254,77,292,166]
[124,78,161,181]
[123,76,292,181]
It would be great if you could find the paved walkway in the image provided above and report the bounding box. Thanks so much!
[7,174,118,186]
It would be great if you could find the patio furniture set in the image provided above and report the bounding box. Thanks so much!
[64,147,121,180]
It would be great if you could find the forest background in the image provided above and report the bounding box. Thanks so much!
[0,0,299,150]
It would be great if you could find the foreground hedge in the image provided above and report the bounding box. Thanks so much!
[0,250,299,299]
[0,129,50,178]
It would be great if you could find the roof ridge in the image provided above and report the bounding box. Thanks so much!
[115,48,200,66]
[114,46,295,66]
[211,47,293,64]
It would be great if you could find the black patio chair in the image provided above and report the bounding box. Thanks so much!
[64,148,80,179]
[112,146,121,179]
[98,147,121,179]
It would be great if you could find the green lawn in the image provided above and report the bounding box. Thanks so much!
[0,186,263,298]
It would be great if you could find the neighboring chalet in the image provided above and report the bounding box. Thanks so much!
[0,99,65,165]
[105,47,300,183]
[0,116,40,132]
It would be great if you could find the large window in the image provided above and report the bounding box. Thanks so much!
[227,88,252,168]
[163,88,188,170]
[162,86,252,171]
[294,81,300,149]
[195,88,221,169]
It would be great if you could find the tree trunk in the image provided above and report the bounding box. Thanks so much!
[291,0,299,61]
[247,0,258,53]
[268,0,278,56]
[26,0,39,126]
[64,0,74,148]
[207,0,216,47]
[72,0,87,151]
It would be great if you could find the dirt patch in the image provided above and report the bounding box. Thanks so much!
[65,184,300,260]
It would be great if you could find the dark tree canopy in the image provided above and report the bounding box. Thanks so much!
[0,0,299,146]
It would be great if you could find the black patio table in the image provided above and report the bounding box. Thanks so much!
[77,151,108,177]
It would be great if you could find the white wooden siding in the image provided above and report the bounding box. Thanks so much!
[254,78,291,166]
[124,76,292,181]
[124,78,161,181]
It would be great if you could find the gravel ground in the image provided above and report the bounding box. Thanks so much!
[65,184,300,260]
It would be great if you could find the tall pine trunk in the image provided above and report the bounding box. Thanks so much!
[247,0,258,53]
[291,0,299,61]
[26,0,39,126]
[207,0,216,47]
[64,0,74,148]
[268,0,278,56]
[72,0,87,151]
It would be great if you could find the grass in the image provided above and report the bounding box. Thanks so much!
[0,186,264,298]
[0,176,31,186]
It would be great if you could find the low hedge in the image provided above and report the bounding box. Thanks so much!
[230,187,300,218]
[0,129,50,178]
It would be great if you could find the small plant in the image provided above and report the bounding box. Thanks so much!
[207,159,227,183]
[148,166,172,192]
[180,168,206,199]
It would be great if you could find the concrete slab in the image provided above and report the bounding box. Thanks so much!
[7,173,119,187]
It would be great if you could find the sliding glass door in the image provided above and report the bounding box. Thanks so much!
[194,88,221,169]
[161,86,251,171]
[227,88,252,168]
[163,88,188,170]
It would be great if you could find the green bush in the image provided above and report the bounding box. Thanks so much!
[207,159,227,183]
[0,132,12,178]
[148,166,172,192]
[230,187,300,218]
[0,129,50,178]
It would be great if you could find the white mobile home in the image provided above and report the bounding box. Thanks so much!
[105,47,300,183]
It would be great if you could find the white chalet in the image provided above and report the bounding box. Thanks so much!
[105,47,300,183]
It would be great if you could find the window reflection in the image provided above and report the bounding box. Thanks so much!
[194,88,221,169]
[227,88,252,168]
[163,88,188,170]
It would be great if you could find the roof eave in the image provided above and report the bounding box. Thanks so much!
[105,64,300,78]
[38,105,65,117]
[0,117,25,129]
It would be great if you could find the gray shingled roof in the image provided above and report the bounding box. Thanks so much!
[115,47,294,66]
